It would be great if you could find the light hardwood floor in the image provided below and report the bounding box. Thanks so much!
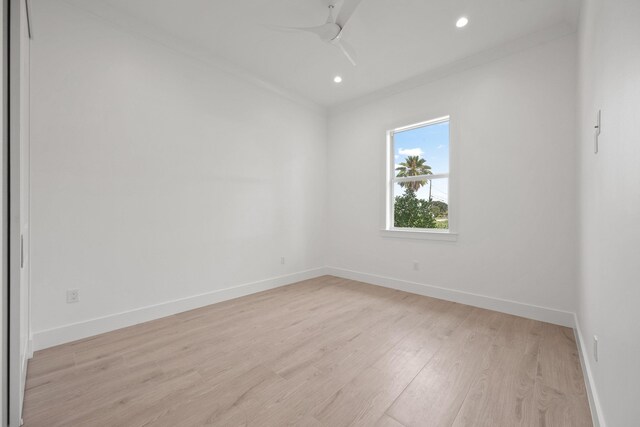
[22,276,592,426]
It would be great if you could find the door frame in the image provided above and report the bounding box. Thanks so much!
[8,0,30,425]
[1,0,8,424]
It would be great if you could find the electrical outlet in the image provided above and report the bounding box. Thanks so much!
[413,261,419,271]
[67,289,79,304]
[281,256,285,265]
[593,335,599,362]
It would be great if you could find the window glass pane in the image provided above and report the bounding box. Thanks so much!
[394,120,449,176]
[393,178,449,230]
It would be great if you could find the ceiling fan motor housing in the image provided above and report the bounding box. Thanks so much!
[318,23,342,41]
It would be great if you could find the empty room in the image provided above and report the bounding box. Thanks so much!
[1,0,639,425]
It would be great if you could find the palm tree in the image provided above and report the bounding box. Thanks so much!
[395,156,432,193]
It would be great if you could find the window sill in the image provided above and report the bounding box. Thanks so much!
[380,229,458,241]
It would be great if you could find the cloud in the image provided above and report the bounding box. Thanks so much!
[437,144,444,149]
[398,148,424,156]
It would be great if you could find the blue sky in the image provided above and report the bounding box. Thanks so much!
[393,121,449,204]
[394,121,449,174]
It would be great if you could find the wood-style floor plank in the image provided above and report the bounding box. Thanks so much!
[386,308,506,427]
[22,276,592,426]
[376,414,406,427]
[451,317,542,426]
[531,323,593,427]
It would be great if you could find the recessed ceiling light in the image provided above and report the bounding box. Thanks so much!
[456,17,469,28]
[333,76,343,83]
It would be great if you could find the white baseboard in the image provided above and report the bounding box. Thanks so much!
[33,265,575,347]
[32,267,327,351]
[325,267,575,327]
[32,266,601,425]
[573,314,606,427]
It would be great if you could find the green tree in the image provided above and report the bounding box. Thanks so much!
[395,156,432,192]
[394,190,436,228]
[429,200,449,218]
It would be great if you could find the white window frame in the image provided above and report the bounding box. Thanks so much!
[381,115,457,241]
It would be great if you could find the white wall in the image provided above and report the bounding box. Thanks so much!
[29,0,327,342]
[578,0,640,425]
[327,35,579,317]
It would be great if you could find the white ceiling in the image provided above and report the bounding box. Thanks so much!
[68,0,580,107]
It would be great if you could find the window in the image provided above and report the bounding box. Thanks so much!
[385,116,454,238]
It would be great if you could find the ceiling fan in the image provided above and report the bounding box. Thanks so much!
[273,0,365,66]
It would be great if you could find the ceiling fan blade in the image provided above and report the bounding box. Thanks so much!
[335,0,365,30]
[333,38,357,66]
[267,23,341,41]
[267,24,326,37]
